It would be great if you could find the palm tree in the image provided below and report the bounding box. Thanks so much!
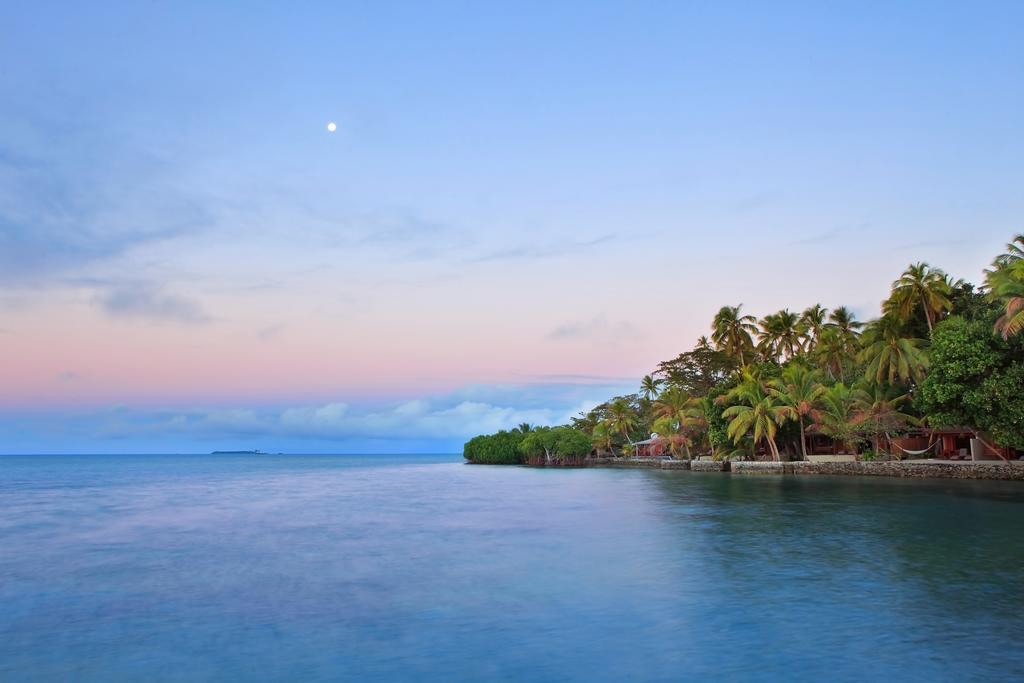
[604,397,638,455]
[851,382,919,459]
[987,233,1024,270]
[800,304,829,352]
[711,305,757,367]
[814,327,849,382]
[514,423,534,434]
[858,315,929,386]
[816,383,860,454]
[990,265,1024,338]
[652,387,704,460]
[769,364,826,460]
[986,235,1024,339]
[719,370,791,461]
[652,416,691,460]
[757,309,804,362]
[640,374,662,400]
[828,306,864,347]
[885,262,952,333]
[590,423,615,457]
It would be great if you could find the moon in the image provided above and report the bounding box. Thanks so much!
[326,122,337,132]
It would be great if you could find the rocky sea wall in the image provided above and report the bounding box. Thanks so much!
[579,458,1024,480]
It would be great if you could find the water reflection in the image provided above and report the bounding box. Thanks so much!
[1,456,1022,681]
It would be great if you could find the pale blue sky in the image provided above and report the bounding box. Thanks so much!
[1,2,1022,452]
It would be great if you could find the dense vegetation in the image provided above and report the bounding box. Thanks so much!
[463,429,528,464]
[464,234,1024,464]
[463,424,592,466]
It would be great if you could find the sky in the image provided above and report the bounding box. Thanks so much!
[2,1,1023,453]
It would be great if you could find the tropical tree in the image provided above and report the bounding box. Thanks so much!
[711,305,758,367]
[800,304,829,352]
[463,430,528,464]
[886,262,952,333]
[815,327,851,382]
[591,423,615,457]
[985,235,1024,339]
[604,397,638,455]
[769,364,826,460]
[719,370,791,461]
[652,416,690,459]
[917,315,1024,452]
[815,382,860,454]
[858,315,929,386]
[655,341,732,395]
[828,306,863,344]
[991,268,1024,339]
[640,374,663,400]
[851,383,918,459]
[519,426,592,466]
[758,309,804,361]
[651,387,705,460]
[987,233,1024,270]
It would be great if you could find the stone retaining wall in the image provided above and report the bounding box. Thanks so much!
[581,458,1023,480]
[586,458,658,469]
[792,460,1024,480]
[690,460,730,472]
[585,458,690,470]
[659,460,691,470]
[730,462,786,475]
[729,460,1024,480]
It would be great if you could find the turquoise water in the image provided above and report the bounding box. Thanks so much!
[2,454,1023,681]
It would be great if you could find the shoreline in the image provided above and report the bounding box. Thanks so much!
[579,457,1024,481]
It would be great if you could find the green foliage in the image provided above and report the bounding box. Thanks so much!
[518,236,1024,461]
[703,386,733,453]
[463,430,527,465]
[917,316,1024,450]
[800,304,829,352]
[719,368,792,461]
[769,364,826,459]
[655,338,731,395]
[885,261,952,333]
[711,305,757,367]
[757,309,804,362]
[985,234,1024,339]
[948,280,1000,322]
[518,426,592,465]
[640,374,663,400]
[816,382,862,453]
[858,315,929,386]
[851,382,918,456]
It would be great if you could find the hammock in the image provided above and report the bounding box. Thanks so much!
[893,441,938,457]
[885,432,937,457]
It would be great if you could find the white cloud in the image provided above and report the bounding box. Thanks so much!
[273,399,558,440]
[7,383,636,453]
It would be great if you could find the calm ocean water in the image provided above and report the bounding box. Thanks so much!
[2,454,1023,682]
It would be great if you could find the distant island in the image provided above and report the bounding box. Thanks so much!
[211,450,265,455]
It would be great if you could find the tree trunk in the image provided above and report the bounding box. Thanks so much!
[799,419,808,460]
